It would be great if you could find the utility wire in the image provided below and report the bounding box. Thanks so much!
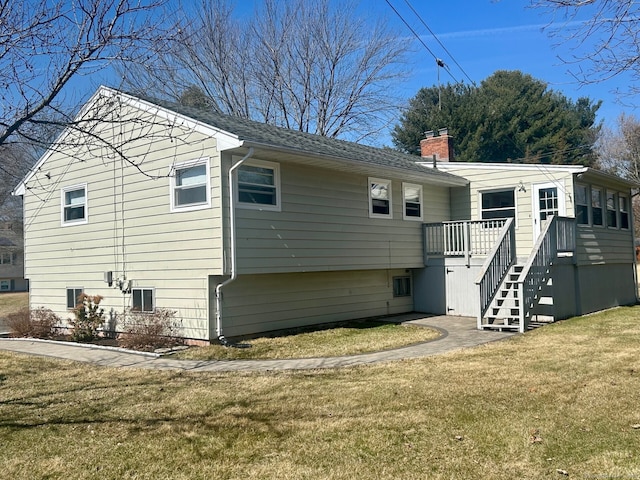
[401,0,476,86]
[383,0,461,84]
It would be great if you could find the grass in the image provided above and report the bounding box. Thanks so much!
[176,321,441,360]
[0,292,28,318]
[2,306,640,479]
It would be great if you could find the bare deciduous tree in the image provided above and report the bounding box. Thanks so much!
[121,0,410,142]
[531,0,640,99]
[596,113,640,236]
[0,0,176,152]
[597,114,640,180]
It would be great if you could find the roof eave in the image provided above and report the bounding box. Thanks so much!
[232,141,468,187]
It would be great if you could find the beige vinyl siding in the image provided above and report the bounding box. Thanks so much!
[214,269,414,337]
[439,166,573,257]
[234,161,451,274]
[22,102,224,340]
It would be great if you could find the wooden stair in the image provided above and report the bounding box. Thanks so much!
[480,265,523,331]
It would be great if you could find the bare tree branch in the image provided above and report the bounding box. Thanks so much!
[531,0,640,101]
[120,0,410,143]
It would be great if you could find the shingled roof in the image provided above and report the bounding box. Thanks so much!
[135,93,467,186]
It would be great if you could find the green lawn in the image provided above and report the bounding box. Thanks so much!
[1,306,640,479]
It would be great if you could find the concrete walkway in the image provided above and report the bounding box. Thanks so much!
[0,314,516,372]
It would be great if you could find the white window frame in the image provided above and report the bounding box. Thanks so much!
[170,157,211,212]
[402,183,423,221]
[591,187,604,227]
[606,190,618,229]
[575,183,589,226]
[479,188,517,224]
[369,177,392,219]
[132,287,155,313]
[66,287,84,309]
[236,159,281,212]
[619,194,630,230]
[0,253,11,265]
[61,184,88,226]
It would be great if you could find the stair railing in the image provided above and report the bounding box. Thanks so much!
[516,215,565,333]
[475,217,516,329]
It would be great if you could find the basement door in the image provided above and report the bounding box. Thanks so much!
[532,182,566,240]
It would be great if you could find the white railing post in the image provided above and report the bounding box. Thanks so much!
[464,221,470,267]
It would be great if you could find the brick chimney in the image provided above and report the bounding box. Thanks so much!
[420,128,453,163]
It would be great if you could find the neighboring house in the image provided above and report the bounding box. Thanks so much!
[12,87,638,341]
[0,221,28,293]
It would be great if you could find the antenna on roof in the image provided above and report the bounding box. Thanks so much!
[436,59,445,111]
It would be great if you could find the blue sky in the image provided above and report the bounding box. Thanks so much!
[375,0,635,129]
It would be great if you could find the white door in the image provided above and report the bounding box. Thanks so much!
[532,182,565,239]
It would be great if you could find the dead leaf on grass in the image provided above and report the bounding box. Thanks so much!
[529,428,542,444]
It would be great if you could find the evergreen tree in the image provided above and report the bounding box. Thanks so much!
[392,70,601,165]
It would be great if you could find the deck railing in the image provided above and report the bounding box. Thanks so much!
[474,218,516,326]
[423,219,507,265]
[517,215,575,332]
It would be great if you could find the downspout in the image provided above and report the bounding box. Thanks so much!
[215,147,254,344]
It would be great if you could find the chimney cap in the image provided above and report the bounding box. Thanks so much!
[424,128,449,139]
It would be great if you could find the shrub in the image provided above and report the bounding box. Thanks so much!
[69,294,105,342]
[7,307,60,338]
[119,308,182,351]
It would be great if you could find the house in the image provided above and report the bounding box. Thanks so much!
[417,129,638,330]
[12,87,638,341]
[0,221,28,293]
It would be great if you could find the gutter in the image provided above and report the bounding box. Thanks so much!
[214,147,254,344]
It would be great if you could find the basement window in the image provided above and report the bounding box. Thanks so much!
[132,288,155,313]
[66,287,84,309]
[393,276,411,297]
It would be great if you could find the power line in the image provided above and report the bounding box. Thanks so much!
[401,0,476,86]
[383,0,461,84]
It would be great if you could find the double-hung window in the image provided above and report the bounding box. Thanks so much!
[132,287,154,312]
[237,160,281,211]
[591,187,604,226]
[480,189,516,220]
[619,195,630,230]
[606,191,617,228]
[575,184,589,225]
[403,183,423,221]
[369,178,392,218]
[62,185,87,225]
[171,158,210,211]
